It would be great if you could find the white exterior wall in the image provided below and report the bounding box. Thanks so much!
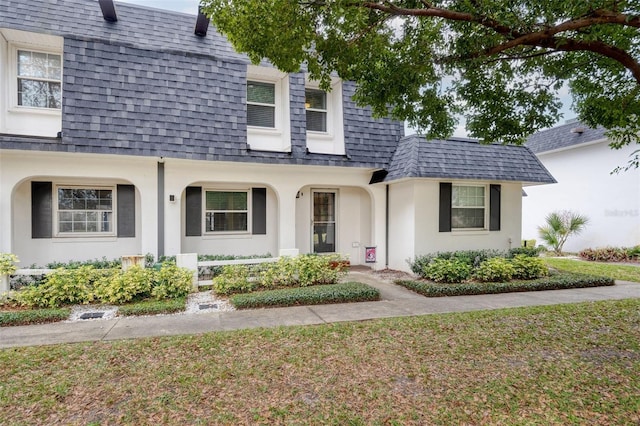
[162,158,386,268]
[1,150,156,266]
[522,141,640,251]
[388,180,523,272]
[388,181,416,271]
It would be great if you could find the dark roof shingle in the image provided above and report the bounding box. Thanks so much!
[525,122,607,154]
[385,136,556,184]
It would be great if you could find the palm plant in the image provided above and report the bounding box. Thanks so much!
[538,210,589,255]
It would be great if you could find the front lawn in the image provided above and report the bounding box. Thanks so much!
[1,299,639,424]
[545,257,640,282]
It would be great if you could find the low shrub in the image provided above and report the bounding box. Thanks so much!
[212,265,256,295]
[396,272,614,297]
[0,307,71,327]
[0,253,19,275]
[93,266,153,304]
[507,246,542,258]
[297,254,346,286]
[117,297,186,316]
[521,239,536,248]
[230,282,379,309]
[151,263,193,300]
[511,254,549,280]
[423,259,471,283]
[13,266,116,308]
[259,257,298,288]
[474,257,515,282]
[13,264,194,308]
[45,257,121,270]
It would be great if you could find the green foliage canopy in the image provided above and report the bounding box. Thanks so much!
[202,0,640,160]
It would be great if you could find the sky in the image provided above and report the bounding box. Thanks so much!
[118,0,576,136]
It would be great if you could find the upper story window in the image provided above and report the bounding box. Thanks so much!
[56,187,114,235]
[451,185,486,229]
[17,49,62,109]
[305,89,327,132]
[247,81,276,128]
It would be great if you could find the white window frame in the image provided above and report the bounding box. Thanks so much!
[247,80,277,129]
[451,184,488,231]
[305,77,345,155]
[54,185,116,237]
[9,43,63,114]
[203,189,252,235]
[246,65,291,152]
[305,88,328,133]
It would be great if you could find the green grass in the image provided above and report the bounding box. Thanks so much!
[545,257,640,282]
[396,271,614,297]
[1,299,639,424]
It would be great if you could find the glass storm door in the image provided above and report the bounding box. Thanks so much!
[312,191,336,253]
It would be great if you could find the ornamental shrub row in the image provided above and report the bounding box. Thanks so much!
[410,247,542,276]
[418,252,548,284]
[0,307,71,327]
[12,263,192,308]
[230,282,379,309]
[396,272,614,297]
[579,246,640,262]
[212,254,348,295]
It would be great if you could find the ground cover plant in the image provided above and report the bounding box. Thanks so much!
[1,299,639,424]
[231,282,379,309]
[0,307,71,327]
[579,246,640,263]
[544,258,640,283]
[397,271,614,297]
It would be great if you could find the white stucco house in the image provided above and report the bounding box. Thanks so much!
[522,122,640,252]
[0,0,555,273]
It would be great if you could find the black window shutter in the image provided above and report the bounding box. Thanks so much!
[439,182,452,232]
[490,184,501,231]
[252,188,267,235]
[185,186,202,236]
[117,185,135,238]
[32,181,52,239]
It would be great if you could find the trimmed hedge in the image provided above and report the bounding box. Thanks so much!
[230,282,379,309]
[0,307,71,327]
[396,272,615,297]
[117,297,186,317]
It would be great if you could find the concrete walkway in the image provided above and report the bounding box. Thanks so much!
[2,271,639,349]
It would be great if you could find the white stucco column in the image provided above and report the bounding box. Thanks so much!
[0,152,13,254]
[369,184,387,271]
[277,186,300,257]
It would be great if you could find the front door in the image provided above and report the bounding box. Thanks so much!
[312,191,336,253]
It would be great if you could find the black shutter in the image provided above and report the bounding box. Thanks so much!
[32,181,52,239]
[185,186,202,236]
[117,185,135,237]
[252,188,267,235]
[490,184,501,231]
[439,182,452,232]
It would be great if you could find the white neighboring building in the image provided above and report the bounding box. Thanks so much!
[522,122,640,252]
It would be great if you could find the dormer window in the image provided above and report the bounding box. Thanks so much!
[305,89,327,132]
[247,81,276,128]
[17,50,62,109]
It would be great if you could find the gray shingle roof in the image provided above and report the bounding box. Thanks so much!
[1,0,245,63]
[385,136,556,184]
[526,122,607,154]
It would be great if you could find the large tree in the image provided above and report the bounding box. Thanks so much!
[202,0,640,168]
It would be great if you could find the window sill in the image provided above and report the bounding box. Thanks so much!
[53,235,118,241]
[9,106,62,116]
[451,229,489,236]
[248,127,282,136]
[202,232,253,239]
